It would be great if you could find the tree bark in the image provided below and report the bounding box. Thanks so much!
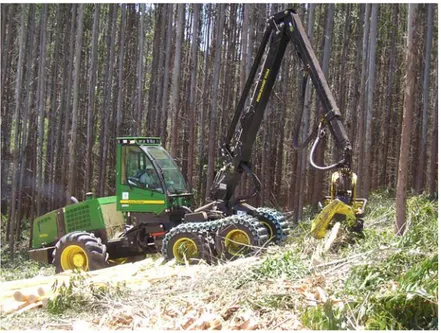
[415,4,434,193]
[8,4,28,258]
[205,4,225,199]
[146,5,162,133]
[85,4,100,193]
[428,78,437,197]
[395,4,418,235]
[60,4,77,205]
[296,3,315,220]
[36,4,48,216]
[135,4,144,134]
[187,4,201,190]
[361,4,379,198]
[98,5,118,197]
[197,4,212,204]
[350,4,365,146]
[356,4,371,194]
[381,5,399,187]
[170,4,185,157]
[160,4,173,145]
[311,4,334,208]
[116,4,126,137]
[66,4,85,200]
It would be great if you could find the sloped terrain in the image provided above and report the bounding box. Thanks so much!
[1,193,438,330]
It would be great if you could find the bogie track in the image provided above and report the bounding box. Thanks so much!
[254,207,290,245]
[162,208,288,263]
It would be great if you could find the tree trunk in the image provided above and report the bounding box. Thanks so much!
[428,78,437,197]
[350,4,365,146]
[160,4,173,145]
[311,4,334,208]
[7,4,28,258]
[66,4,84,200]
[135,4,144,134]
[170,4,185,157]
[98,5,118,197]
[361,4,379,198]
[146,5,162,133]
[85,4,100,193]
[205,4,225,198]
[197,4,212,204]
[395,4,418,235]
[60,4,77,205]
[381,5,399,187]
[36,4,48,217]
[296,3,315,220]
[415,4,434,193]
[116,4,126,137]
[187,4,201,190]
[15,3,37,243]
[356,4,371,194]
[153,7,167,137]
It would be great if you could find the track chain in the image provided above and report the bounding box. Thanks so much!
[161,214,270,261]
[254,207,290,244]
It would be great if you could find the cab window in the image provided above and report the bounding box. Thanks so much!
[121,146,163,192]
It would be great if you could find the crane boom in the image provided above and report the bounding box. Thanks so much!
[209,9,351,211]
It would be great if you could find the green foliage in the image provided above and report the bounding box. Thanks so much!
[47,273,89,314]
[364,255,438,330]
[253,249,309,280]
[302,301,347,330]
[47,272,128,314]
[1,235,55,282]
[302,194,438,330]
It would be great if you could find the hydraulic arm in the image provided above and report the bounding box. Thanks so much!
[210,9,352,212]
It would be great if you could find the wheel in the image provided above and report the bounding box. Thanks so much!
[254,207,289,245]
[215,216,268,261]
[163,231,210,264]
[52,231,109,273]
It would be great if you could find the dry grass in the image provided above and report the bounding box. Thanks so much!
[1,193,437,330]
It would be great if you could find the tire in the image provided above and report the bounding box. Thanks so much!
[52,231,109,273]
[163,230,211,264]
[215,216,268,261]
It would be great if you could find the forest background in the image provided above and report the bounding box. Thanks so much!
[0,3,438,255]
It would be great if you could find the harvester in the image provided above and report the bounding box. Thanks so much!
[29,9,366,272]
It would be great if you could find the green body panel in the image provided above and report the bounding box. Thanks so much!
[31,196,124,249]
[31,210,58,248]
[116,184,168,213]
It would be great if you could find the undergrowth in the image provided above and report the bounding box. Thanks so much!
[47,271,129,314]
[1,192,438,330]
[299,193,438,330]
[1,239,55,282]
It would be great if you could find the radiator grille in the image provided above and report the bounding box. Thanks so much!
[65,205,92,232]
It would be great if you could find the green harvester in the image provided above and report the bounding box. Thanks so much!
[29,137,193,272]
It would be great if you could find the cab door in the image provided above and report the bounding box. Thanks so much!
[116,145,167,214]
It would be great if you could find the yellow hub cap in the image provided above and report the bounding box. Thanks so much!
[61,245,89,271]
[225,229,251,255]
[260,221,274,240]
[173,237,198,263]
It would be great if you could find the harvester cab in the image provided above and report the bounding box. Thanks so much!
[115,137,192,217]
